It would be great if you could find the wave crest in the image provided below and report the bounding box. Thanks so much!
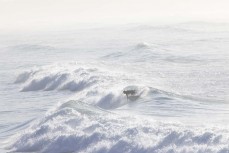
[15,63,104,92]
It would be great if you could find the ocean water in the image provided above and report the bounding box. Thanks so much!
[1,22,229,153]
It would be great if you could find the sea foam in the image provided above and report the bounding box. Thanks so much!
[10,62,229,153]
[6,100,229,153]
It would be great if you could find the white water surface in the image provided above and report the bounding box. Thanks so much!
[1,22,229,153]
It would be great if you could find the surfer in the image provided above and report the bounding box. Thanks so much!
[123,89,136,101]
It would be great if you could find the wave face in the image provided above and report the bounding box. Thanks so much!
[2,22,229,153]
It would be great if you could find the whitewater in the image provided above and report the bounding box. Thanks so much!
[1,22,229,153]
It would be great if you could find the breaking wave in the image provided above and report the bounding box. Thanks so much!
[8,62,229,153]
[14,63,108,92]
[14,63,229,117]
[6,100,229,153]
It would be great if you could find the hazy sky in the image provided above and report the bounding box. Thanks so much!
[1,0,229,31]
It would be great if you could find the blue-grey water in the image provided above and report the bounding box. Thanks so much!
[1,22,229,153]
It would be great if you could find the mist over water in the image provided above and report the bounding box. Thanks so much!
[1,0,229,31]
[1,21,229,152]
